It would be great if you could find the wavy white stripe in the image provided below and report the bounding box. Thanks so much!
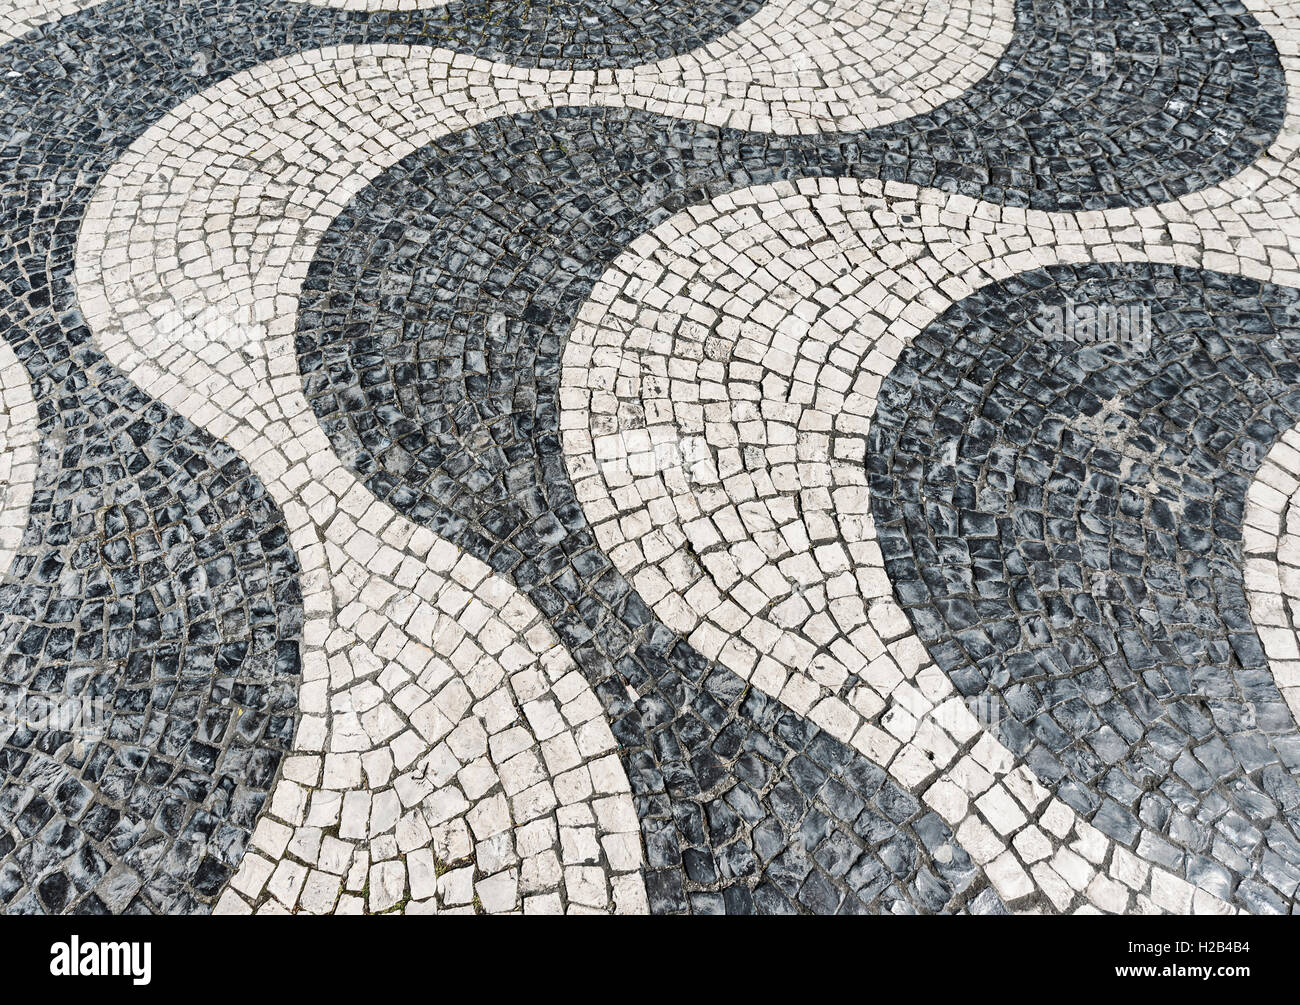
[549,0,1300,915]
[1243,429,1300,728]
[64,0,1300,914]
[46,0,1015,919]
[560,176,1242,916]
[549,0,1300,908]
[2,0,1014,134]
[298,0,1016,134]
[609,0,1014,132]
[61,4,1014,906]
[75,52,657,916]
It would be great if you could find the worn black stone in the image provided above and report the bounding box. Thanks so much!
[0,0,1290,913]
[293,107,1020,912]
[869,263,1300,912]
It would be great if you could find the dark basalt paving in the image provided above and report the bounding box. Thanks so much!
[0,377,302,916]
[297,106,1022,914]
[0,0,316,910]
[868,263,1300,913]
[292,37,1284,904]
[9,0,767,72]
[352,0,770,68]
[0,0,1289,914]
[0,0,982,920]
[864,0,1286,210]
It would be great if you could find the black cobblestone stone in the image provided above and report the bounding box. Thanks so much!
[869,263,1300,913]
[0,0,1291,912]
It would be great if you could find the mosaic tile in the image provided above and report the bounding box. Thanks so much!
[868,262,1300,913]
[72,42,1013,913]
[557,178,1142,911]
[0,0,787,916]
[0,355,304,915]
[0,0,1298,914]
[77,117,649,913]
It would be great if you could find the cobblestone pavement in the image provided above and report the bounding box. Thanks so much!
[0,0,1298,915]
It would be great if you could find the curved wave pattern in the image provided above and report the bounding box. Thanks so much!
[297,108,999,914]
[557,177,1191,913]
[0,357,303,915]
[0,7,312,905]
[868,262,1300,913]
[0,0,767,74]
[604,0,1017,132]
[0,0,834,919]
[70,44,1010,915]
[0,0,993,921]
[75,65,651,913]
[0,0,1290,914]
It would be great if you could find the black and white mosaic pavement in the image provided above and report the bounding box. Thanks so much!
[0,0,1299,913]
[869,263,1300,912]
[295,106,1003,915]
